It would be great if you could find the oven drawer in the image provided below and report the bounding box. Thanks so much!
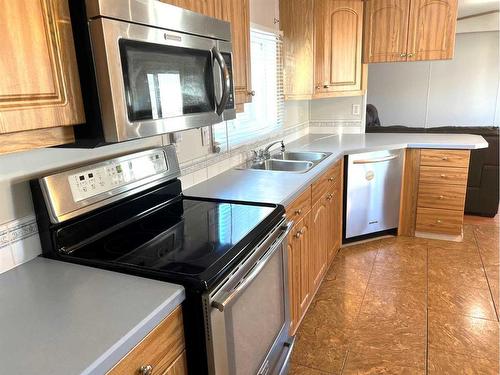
[107,306,185,375]
[417,183,466,211]
[420,149,470,168]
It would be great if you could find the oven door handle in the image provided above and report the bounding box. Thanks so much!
[212,46,231,116]
[211,221,293,312]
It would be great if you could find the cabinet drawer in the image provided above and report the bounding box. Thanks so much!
[416,207,463,235]
[417,183,466,211]
[420,150,470,168]
[312,160,342,203]
[108,307,185,375]
[419,166,468,186]
[286,186,312,222]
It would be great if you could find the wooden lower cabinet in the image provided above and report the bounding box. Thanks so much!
[288,213,311,335]
[162,351,188,375]
[400,149,470,240]
[310,196,329,294]
[107,306,186,375]
[287,160,343,335]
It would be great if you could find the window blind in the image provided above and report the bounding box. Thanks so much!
[213,28,284,149]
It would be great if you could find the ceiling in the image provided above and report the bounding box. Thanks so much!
[458,0,500,18]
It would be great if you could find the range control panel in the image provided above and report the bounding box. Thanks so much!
[68,150,167,202]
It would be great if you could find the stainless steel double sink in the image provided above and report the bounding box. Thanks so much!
[239,151,332,173]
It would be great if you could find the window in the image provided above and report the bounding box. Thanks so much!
[213,28,284,149]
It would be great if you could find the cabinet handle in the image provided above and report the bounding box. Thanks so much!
[440,174,446,178]
[436,219,442,224]
[439,195,445,200]
[442,156,448,161]
[400,52,407,57]
[328,177,334,182]
[294,208,302,216]
[295,231,302,238]
[323,84,330,89]
[407,53,414,58]
[139,365,153,375]
[326,193,333,201]
[248,90,256,96]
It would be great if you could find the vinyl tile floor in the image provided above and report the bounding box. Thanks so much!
[290,215,500,374]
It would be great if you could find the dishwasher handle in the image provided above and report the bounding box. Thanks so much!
[211,221,293,312]
[352,154,399,164]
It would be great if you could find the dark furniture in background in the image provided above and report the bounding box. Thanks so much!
[366,124,499,217]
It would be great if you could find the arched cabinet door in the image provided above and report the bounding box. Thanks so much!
[314,0,363,94]
[363,0,411,63]
[407,0,458,61]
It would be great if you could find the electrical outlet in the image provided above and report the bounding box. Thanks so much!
[352,104,361,116]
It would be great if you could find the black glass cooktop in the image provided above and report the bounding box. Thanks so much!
[54,183,283,289]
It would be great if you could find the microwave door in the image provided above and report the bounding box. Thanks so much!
[89,18,224,142]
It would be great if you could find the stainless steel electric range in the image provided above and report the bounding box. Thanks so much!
[30,145,294,375]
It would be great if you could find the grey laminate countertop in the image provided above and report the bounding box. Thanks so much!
[185,132,488,206]
[0,257,184,375]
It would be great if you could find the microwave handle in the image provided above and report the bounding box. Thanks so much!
[212,47,231,116]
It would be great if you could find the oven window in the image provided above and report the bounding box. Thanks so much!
[119,40,214,121]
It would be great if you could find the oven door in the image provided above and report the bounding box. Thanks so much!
[88,18,234,142]
[205,220,294,375]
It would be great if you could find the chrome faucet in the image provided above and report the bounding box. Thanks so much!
[263,140,285,159]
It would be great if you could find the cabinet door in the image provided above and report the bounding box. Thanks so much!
[221,0,253,108]
[327,185,342,263]
[159,0,222,18]
[280,0,314,100]
[363,0,410,63]
[288,214,311,335]
[0,0,84,148]
[314,0,363,94]
[310,197,328,294]
[407,0,457,61]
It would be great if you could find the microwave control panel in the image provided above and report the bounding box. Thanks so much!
[68,150,167,202]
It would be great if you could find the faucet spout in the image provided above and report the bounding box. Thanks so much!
[263,140,285,157]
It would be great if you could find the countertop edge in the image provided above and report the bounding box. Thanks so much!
[83,288,185,375]
[185,133,489,208]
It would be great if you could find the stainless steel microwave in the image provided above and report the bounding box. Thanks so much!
[73,0,236,144]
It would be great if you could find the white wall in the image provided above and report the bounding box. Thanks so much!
[367,31,500,128]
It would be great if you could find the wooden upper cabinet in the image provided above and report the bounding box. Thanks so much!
[280,0,314,100]
[407,0,458,61]
[221,0,253,108]
[0,0,84,154]
[363,0,410,63]
[314,0,364,96]
[363,0,457,63]
[159,0,222,18]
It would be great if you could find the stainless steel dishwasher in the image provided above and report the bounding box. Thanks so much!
[345,149,404,239]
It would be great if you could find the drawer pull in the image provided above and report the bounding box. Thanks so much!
[440,174,446,178]
[328,177,334,182]
[295,229,305,238]
[326,193,333,201]
[442,156,448,161]
[439,195,445,200]
[436,219,442,224]
[139,365,153,375]
[294,208,302,215]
